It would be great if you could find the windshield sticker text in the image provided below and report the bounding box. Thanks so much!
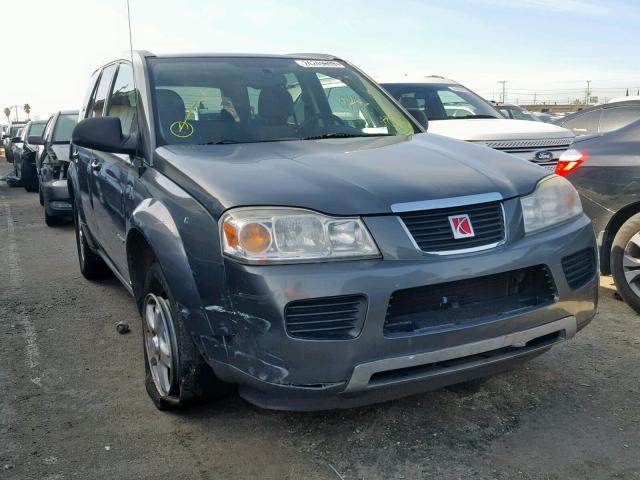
[295,60,344,68]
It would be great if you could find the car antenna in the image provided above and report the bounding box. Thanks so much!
[126,0,142,168]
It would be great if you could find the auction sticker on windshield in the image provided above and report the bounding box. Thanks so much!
[295,60,344,68]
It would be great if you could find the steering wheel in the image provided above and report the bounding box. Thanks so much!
[298,113,346,131]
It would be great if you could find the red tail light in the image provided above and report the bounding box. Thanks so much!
[555,148,589,176]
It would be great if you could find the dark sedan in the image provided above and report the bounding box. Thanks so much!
[554,100,640,136]
[557,118,640,311]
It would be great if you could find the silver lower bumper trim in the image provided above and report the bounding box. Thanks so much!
[344,316,576,393]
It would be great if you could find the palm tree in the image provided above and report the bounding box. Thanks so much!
[23,103,31,119]
[3,108,10,122]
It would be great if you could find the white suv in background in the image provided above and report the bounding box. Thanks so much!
[381,77,574,171]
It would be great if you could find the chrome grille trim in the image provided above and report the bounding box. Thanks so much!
[478,138,573,150]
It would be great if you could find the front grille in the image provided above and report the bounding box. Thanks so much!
[384,265,556,336]
[399,201,505,253]
[562,248,596,289]
[285,294,367,340]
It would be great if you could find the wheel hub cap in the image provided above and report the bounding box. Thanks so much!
[143,294,175,397]
[623,232,640,297]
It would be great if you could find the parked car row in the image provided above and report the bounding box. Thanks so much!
[63,52,597,411]
[3,111,78,225]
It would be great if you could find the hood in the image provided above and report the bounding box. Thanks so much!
[153,133,548,217]
[428,118,574,141]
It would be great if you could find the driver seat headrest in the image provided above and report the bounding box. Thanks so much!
[258,86,294,125]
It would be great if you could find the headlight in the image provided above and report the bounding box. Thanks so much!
[221,207,380,263]
[521,175,583,234]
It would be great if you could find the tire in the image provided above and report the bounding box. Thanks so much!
[610,212,640,314]
[44,208,63,227]
[73,202,108,279]
[22,160,38,192]
[141,263,230,410]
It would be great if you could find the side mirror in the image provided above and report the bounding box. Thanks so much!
[11,136,21,143]
[28,135,45,145]
[1,134,8,140]
[407,108,428,131]
[72,117,137,155]
[499,109,511,119]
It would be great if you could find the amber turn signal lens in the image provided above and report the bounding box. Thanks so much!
[223,222,239,248]
[239,223,271,253]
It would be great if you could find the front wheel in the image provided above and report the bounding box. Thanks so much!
[142,263,230,410]
[73,202,108,279]
[611,213,640,313]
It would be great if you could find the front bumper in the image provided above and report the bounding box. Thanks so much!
[204,211,598,410]
[42,179,72,217]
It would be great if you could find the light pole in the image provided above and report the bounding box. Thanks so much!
[585,80,591,105]
[499,80,508,103]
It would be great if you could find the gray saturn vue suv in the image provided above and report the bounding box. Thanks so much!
[69,51,598,411]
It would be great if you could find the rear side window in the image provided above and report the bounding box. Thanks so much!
[600,106,640,133]
[561,109,601,135]
[52,114,79,143]
[89,64,117,118]
[107,63,137,135]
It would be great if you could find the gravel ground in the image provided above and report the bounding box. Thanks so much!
[1,160,639,480]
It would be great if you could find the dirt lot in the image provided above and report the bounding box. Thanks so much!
[0,160,638,480]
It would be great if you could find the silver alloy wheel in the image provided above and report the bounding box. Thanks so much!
[623,232,640,297]
[143,293,175,397]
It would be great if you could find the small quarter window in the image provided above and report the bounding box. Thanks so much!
[107,63,138,135]
[90,64,117,118]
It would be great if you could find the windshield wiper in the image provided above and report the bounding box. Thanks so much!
[302,132,390,140]
[441,115,498,120]
[202,138,302,145]
[203,139,242,145]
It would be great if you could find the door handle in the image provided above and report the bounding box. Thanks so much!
[90,159,102,171]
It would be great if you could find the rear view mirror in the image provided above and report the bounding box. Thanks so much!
[407,108,429,131]
[28,135,45,145]
[72,116,137,155]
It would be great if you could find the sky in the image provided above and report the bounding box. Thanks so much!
[3,0,640,120]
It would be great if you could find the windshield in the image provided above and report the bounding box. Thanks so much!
[52,114,78,143]
[28,122,47,137]
[148,57,417,145]
[382,83,502,120]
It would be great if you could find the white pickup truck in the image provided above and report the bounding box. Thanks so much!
[381,77,574,172]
